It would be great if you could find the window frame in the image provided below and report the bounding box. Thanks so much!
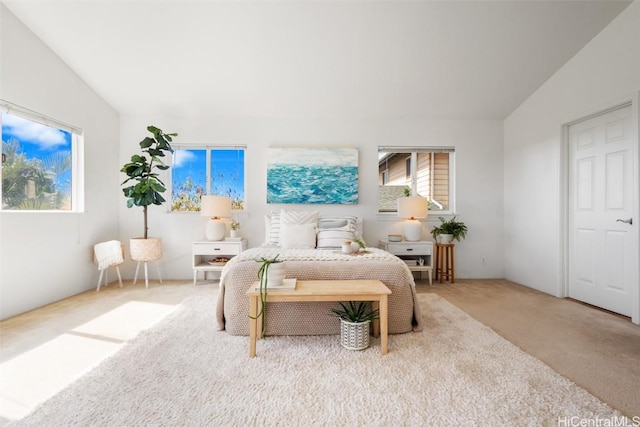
[169,145,246,213]
[381,168,389,185]
[377,146,456,216]
[1,103,84,213]
[405,156,411,179]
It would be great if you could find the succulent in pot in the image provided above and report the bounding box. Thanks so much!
[331,301,379,350]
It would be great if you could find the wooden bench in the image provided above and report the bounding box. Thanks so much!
[246,279,391,357]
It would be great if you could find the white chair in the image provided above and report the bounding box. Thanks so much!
[93,240,124,291]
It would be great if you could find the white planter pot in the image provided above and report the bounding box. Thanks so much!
[437,234,454,244]
[266,262,286,287]
[130,237,163,261]
[340,319,371,350]
[230,229,240,238]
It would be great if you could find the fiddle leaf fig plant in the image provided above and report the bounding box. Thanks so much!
[121,125,177,239]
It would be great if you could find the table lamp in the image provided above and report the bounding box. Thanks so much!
[397,196,428,241]
[201,195,232,241]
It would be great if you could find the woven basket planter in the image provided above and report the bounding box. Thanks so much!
[340,319,371,351]
[130,237,162,262]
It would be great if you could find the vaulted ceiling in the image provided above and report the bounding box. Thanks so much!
[4,1,632,120]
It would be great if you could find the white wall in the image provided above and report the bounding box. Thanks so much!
[0,3,505,320]
[119,116,504,281]
[504,1,639,296]
[0,5,120,320]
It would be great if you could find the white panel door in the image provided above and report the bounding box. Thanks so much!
[568,105,637,316]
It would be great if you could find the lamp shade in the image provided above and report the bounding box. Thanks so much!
[398,196,428,241]
[200,196,232,241]
[397,196,428,219]
[200,196,232,219]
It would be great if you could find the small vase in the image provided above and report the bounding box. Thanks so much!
[266,262,286,287]
[342,242,353,254]
[230,229,240,238]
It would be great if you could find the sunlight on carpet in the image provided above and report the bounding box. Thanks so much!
[5,293,624,426]
[0,301,177,421]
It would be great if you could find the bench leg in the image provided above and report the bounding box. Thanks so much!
[380,295,389,355]
[249,296,258,357]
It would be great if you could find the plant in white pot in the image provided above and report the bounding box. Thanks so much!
[121,125,177,263]
[331,301,379,351]
[250,254,285,338]
[431,216,468,244]
[230,219,241,238]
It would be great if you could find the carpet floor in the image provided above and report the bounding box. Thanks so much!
[9,293,623,426]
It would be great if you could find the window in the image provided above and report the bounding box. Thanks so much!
[381,169,389,185]
[378,146,454,213]
[171,146,245,212]
[1,108,83,212]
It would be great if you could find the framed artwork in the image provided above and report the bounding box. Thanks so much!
[267,147,358,204]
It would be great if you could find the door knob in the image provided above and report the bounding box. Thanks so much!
[616,218,633,225]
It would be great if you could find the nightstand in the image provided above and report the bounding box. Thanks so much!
[192,238,247,285]
[379,240,433,285]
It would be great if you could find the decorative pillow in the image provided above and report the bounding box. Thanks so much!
[280,209,319,226]
[265,210,319,246]
[316,215,359,249]
[280,223,317,249]
[265,211,281,245]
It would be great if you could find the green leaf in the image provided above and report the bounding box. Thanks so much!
[140,137,154,148]
[149,181,165,192]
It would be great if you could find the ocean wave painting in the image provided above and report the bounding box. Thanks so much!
[267,148,358,204]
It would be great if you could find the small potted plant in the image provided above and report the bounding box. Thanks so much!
[230,219,241,238]
[331,301,379,350]
[352,237,366,253]
[431,216,468,244]
[250,255,285,338]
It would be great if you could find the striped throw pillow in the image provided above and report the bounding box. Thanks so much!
[316,215,359,249]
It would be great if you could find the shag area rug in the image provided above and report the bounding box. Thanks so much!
[10,293,620,426]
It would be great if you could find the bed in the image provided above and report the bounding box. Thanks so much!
[215,245,423,336]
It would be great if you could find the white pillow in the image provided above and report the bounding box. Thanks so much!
[280,209,319,225]
[265,211,281,245]
[280,223,317,249]
[316,215,359,249]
